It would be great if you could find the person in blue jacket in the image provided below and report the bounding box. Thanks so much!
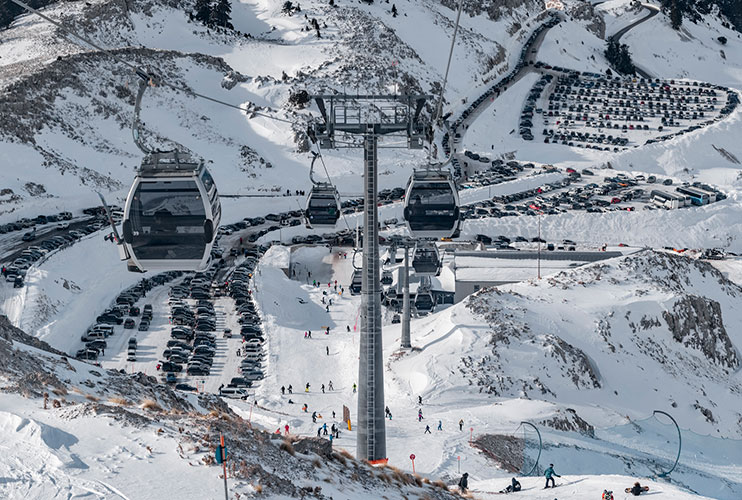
[544,463,560,488]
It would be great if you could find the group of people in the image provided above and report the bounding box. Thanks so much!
[457,463,648,496]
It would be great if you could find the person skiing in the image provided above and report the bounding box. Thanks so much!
[418,395,423,405]
[308,330,312,338]
[317,427,322,437]
[284,424,290,434]
[544,463,560,488]
[459,419,464,431]
[288,384,293,394]
[281,386,285,395]
[385,406,391,418]
[437,420,442,431]
[418,409,423,422]
[305,382,310,392]
[321,384,325,393]
[323,423,328,435]
[312,411,317,423]
[328,381,333,391]
[352,383,357,393]
[332,410,336,419]
[424,425,431,434]
[302,403,308,412]
[346,325,350,332]
[458,472,469,493]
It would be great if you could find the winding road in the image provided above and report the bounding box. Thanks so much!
[607,3,660,79]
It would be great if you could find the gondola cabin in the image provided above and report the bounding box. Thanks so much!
[122,151,220,272]
[412,242,441,276]
[403,169,460,239]
[306,184,340,228]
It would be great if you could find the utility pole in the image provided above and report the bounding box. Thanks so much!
[537,211,541,280]
[310,94,428,462]
[401,245,411,349]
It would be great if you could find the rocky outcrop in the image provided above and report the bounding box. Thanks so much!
[662,296,739,370]
[567,0,606,39]
[540,408,595,438]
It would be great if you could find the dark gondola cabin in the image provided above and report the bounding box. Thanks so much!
[403,169,460,239]
[122,151,220,272]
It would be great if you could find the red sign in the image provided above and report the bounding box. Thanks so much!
[409,454,416,460]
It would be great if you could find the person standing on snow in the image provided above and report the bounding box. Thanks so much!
[544,463,560,488]
[281,386,285,395]
[352,383,357,393]
[321,384,325,393]
[326,346,329,356]
[437,420,442,431]
[418,409,423,422]
[284,424,290,435]
[323,423,328,435]
[458,473,469,493]
[459,419,464,431]
[288,384,293,394]
[424,424,431,434]
[312,411,317,423]
[328,381,333,391]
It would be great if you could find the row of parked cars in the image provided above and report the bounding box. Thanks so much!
[0,211,73,234]
[76,273,180,361]
[224,252,265,394]
[3,221,104,288]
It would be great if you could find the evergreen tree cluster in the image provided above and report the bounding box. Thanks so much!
[659,0,742,33]
[604,38,636,75]
[193,0,233,29]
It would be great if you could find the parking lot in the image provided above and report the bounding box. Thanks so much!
[1,209,103,288]
[524,72,739,150]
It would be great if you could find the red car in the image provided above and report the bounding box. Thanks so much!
[611,197,621,204]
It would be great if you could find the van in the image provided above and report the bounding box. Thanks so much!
[219,387,248,399]
[81,331,107,342]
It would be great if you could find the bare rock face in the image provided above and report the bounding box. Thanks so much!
[439,0,541,22]
[293,436,333,458]
[662,295,739,370]
[472,434,523,473]
[540,408,595,438]
[568,0,606,38]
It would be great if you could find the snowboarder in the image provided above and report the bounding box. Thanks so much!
[424,425,431,434]
[288,384,293,394]
[458,473,469,493]
[544,463,560,488]
[321,384,325,393]
[305,382,310,392]
[281,386,286,395]
[459,419,464,431]
[328,381,333,391]
[627,482,648,496]
[500,477,521,493]
[437,420,442,431]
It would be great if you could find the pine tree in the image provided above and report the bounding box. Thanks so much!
[210,0,233,29]
[194,0,212,24]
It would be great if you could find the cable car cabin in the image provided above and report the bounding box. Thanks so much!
[414,289,435,315]
[403,170,460,239]
[412,243,440,276]
[349,269,363,295]
[122,151,220,272]
[306,184,340,228]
